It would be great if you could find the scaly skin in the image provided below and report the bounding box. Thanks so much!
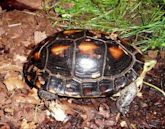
[116,60,156,115]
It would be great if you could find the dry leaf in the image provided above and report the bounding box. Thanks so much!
[34,31,47,44]
[4,76,25,91]
[47,101,69,122]
[12,95,40,104]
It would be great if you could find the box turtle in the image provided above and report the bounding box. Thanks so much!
[23,29,156,114]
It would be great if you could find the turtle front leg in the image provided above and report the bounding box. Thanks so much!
[38,89,58,100]
[116,82,137,115]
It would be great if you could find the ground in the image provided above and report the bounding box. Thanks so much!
[0,9,165,129]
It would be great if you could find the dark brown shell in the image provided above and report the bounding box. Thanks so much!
[23,29,144,98]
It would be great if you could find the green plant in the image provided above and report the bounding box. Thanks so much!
[42,0,165,50]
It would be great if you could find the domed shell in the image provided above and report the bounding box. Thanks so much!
[23,29,144,98]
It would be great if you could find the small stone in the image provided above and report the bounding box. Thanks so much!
[137,92,143,98]
[120,120,128,128]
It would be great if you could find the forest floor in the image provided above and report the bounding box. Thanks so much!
[0,9,165,129]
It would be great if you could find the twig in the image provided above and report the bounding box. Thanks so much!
[144,81,165,96]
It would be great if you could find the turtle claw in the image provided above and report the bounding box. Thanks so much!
[38,89,58,100]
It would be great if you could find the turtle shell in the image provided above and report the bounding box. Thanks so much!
[23,29,144,98]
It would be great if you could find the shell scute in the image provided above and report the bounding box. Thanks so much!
[114,76,127,91]
[82,82,98,96]
[65,80,81,96]
[46,40,74,75]
[133,61,144,75]
[74,38,105,78]
[104,42,132,76]
[30,46,47,69]
[48,76,64,95]
[99,79,114,95]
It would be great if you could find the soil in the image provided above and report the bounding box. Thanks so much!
[0,8,164,129]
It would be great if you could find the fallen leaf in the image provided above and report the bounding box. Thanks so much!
[4,76,25,91]
[34,31,47,44]
[47,101,69,122]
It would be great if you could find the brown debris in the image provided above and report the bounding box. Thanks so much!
[0,8,164,129]
[4,76,25,91]
[148,50,158,59]
[16,0,42,10]
[0,0,42,11]
[0,123,11,129]
[34,31,47,44]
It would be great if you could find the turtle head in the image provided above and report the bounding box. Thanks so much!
[143,60,157,72]
[136,59,157,89]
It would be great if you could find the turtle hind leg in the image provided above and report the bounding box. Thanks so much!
[116,82,137,115]
[38,89,58,100]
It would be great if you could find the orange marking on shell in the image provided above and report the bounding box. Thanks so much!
[35,80,41,88]
[78,42,98,55]
[51,45,69,55]
[108,46,124,59]
[34,51,40,60]
[63,30,81,35]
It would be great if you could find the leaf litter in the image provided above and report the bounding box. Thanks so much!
[0,9,164,129]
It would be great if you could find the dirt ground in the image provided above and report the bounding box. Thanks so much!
[0,9,165,129]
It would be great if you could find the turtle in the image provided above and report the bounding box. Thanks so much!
[23,29,156,114]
